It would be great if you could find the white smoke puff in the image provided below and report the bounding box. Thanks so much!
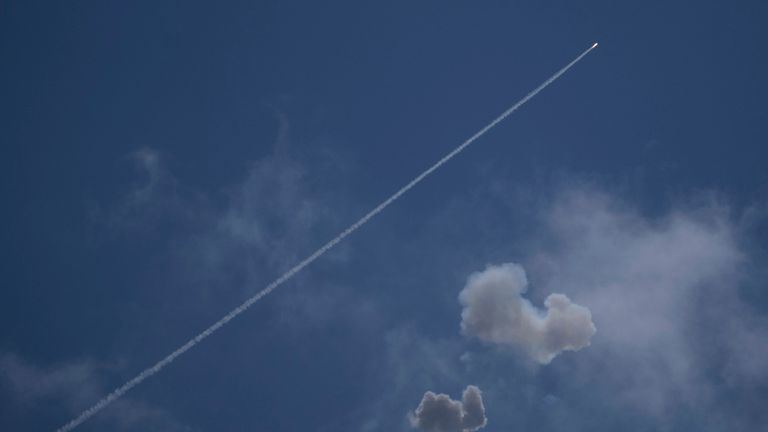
[459,263,595,364]
[410,385,487,432]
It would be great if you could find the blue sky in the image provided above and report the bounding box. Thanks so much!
[2,1,768,431]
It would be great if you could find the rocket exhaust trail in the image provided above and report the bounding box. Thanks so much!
[55,42,598,432]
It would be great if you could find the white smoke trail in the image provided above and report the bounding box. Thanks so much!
[55,43,598,432]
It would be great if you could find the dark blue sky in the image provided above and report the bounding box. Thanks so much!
[2,2,767,431]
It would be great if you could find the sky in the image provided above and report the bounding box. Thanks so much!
[2,1,768,431]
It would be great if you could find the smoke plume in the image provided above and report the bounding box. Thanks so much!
[459,263,595,364]
[410,385,487,432]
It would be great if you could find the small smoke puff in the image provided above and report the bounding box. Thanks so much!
[410,385,487,432]
[459,263,595,364]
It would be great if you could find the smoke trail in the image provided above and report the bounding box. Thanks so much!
[55,43,597,432]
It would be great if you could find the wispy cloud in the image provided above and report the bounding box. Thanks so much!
[92,112,345,306]
[96,147,208,235]
[0,353,193,431]
[526,186,768,424]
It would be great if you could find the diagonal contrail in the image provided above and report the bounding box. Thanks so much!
[55,42,598,432]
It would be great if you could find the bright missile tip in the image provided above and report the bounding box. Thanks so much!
[592,42,599,48]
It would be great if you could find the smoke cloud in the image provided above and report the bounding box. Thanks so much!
[410,385,487,432]
[459,263,595,364]
[529,188,755,416]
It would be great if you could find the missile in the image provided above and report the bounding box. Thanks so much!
[592,42,599,48]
